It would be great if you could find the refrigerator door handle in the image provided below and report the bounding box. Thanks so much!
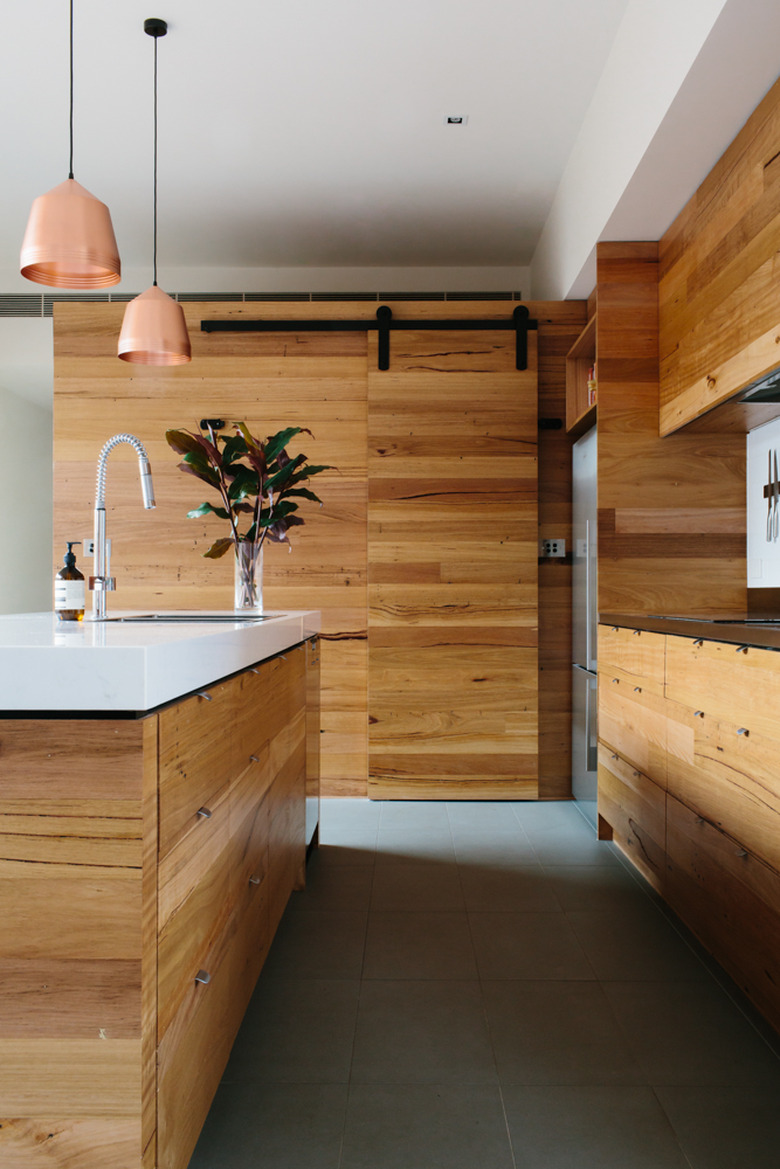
[585,517,591,668]
[586,671,598,773]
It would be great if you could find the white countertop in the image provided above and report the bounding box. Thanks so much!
[0,610,320,713]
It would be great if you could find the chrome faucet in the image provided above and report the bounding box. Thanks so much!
[91,433,156,620]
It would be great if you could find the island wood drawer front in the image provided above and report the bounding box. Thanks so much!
[665,636,780,742]
[598,625,665,694]
[667,713,780,876]
[597,744,666,892]
[156,786,232,1043]
[665,793,780,1032]
[158,681,237,859]
[157,916,237,1169]
[598,667,669,786]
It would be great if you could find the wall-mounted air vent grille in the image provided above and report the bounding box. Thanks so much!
[0,290,524,319]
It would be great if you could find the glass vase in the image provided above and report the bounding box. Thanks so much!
[234,540,264,613]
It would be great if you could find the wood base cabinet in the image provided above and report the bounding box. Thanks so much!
[598,623,780,1035]
[0,643,309,1169]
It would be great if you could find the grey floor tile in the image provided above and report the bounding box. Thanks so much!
[469,911,596,980]
[374,830,457,864]
[380,801,451,829]
[289,854,375,912]
[261,910,368,979]
[362,911,477,979]
[543,863,650,912]
[459,863,562,912]
[528,834,621,866]
[320,796,382,826]
[452,833,540,866]
[370,860,465,911]
[351,979,497,1084]
[503,1085,690,1169]
[447,801,528,830]
[512,801,592,831]
[223,978,360,1083]
[317,841,377,866]
[341,1084,515,1169]
[483,980,645,1085]
[604,980,780,1086]
[654,1084,780,1169]
[567,904,709,981]
[189,1082,347,1169]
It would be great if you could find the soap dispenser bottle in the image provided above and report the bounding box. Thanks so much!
[55,542,85,622]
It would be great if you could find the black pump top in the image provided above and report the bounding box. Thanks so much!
[64,541,81,568]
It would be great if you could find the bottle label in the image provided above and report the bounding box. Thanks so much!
[55,579,85,611]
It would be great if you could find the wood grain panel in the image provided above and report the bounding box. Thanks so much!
[53,299,580,800]
[597,744,666,892]
[0,1118,141,1169]
[367,328,538,799]
[659,74,780,431]
[596,243,746,616]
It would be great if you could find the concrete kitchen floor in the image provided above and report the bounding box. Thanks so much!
[189,798,780,1169]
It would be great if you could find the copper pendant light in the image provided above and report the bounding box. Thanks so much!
[118,18,190,366]
[20,0,120,289]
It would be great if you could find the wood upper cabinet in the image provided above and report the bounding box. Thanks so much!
[0,644,310,1169]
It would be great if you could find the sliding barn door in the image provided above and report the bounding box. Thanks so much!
[367,326,538,799]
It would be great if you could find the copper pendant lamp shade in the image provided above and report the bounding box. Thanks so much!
[20,2,121,289]
[20,178,120,289]
[118,284,191,365]
[118,18,191,366]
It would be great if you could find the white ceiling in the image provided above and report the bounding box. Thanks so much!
[2,0,633,282]
[1,0,779,304]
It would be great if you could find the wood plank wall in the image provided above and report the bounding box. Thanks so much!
[367,330,539,800]
[597,243,746,616]
[53,299,583,799]
[659,74,780,433]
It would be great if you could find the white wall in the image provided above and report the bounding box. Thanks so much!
[530,0,780,299]
[0,319,53,614]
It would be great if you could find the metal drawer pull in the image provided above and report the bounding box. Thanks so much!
[196,691,213,701]
[693,639,704,647]
[195,969,211,985]
[249,875,261,886]
[736,849,748,858]
[612,677,619,684]
[250,755,259,763]
[611,626,619,632]
[196,806,212,819]
[696,816,704,824]
[736,645,749,654]
[632,629,641,636]
[737,728,749,737]
[611,753,619,761]
[694,711,704,718]
[634,686,642,693]
[250,667,260,674]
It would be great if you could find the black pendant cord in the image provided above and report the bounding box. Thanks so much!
[152,28,158,286]
[68,0,74,178]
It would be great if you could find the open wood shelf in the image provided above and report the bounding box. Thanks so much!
[566,313,597,434]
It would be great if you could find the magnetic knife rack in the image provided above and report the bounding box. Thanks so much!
[201,304,538,372]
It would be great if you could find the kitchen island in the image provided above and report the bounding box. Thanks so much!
[598,614,780,1036]
[0,610,320,1169]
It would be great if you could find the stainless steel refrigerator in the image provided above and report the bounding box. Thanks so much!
[572,426,598,827]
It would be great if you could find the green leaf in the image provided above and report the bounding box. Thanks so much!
[264,426,310,463]
[202,537,234,559]
[265,452,307,492]
[187,502,230,520]
[285,486,322,504]
[177,460,220,489]
[227,465,259,501]
[220,435,248,465]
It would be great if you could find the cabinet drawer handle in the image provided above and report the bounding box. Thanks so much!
[634,686,642,693]
[736,645,749,654]
[696,816,705,824]
[736,849,748,858]
[195,969,211,985]
[611,753,619,761]
[693,639,704,647]
[196,691,213,701]
[250,755,259,763]
[632,629,641,636]
[737,728,749,737]
[250,667,260,674]
[249,875,261,886]
[611,626,619,632]
[196,806,212,819]
[612,677,619,684]
[694,711,704,718]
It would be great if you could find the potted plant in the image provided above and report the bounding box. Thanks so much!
[165,421,331,612]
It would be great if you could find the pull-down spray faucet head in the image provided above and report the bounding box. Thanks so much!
[91,433,156,619]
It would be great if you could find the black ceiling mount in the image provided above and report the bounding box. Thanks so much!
[201,305,538,371]
[144,17,167,37]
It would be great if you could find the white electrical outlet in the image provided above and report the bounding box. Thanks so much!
[83,538,110,557]
[540,538,566,558]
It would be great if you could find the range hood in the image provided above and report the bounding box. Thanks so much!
[739,364,780,403]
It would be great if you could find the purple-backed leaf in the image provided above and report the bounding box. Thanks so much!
[202,537,234,559]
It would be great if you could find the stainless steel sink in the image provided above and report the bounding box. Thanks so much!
[98,612,278,623]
